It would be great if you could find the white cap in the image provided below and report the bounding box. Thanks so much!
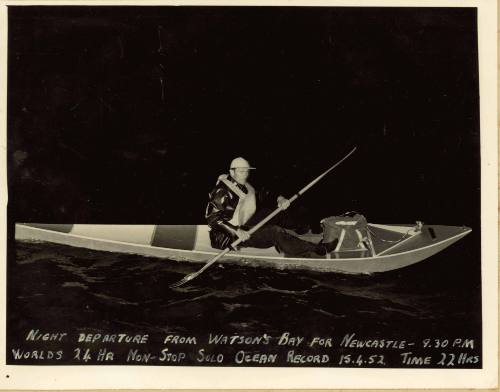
[230,157,256,170]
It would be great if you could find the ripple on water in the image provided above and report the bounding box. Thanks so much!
[10,240,482,344]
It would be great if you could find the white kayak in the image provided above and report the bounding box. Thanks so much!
[15,222,472,274]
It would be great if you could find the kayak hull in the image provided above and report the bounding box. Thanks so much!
[15,223,472,274]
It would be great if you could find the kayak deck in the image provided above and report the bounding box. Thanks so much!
[15,223,471,274]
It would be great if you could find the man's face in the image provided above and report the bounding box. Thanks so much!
[231,168,250,185]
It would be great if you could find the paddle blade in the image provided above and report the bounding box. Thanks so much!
[169,273,196,288]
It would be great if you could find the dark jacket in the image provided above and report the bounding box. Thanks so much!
[205,176,273,249]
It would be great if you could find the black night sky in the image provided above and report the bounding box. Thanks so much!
[8,6,479,227]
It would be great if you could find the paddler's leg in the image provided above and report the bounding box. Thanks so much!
[245,208,310,235]
[242,225,324,257]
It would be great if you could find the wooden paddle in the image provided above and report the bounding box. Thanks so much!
[169,147,357,288]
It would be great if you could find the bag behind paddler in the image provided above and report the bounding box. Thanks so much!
[321,212,368,251]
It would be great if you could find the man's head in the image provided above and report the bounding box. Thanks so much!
[229,157,255,185]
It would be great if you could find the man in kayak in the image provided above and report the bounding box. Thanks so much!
[205,157,337,257]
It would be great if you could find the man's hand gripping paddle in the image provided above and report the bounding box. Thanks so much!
[169,147,357,288]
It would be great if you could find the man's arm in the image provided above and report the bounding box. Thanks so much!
[206,187,239,236]
[206,187,251,242]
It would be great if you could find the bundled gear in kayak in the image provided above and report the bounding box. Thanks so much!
[321,212,370,252]
[205,157,337,257]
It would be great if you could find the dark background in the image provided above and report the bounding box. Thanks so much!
[8,6,479,227]
[6,6,482,369]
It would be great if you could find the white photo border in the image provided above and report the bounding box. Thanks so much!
[0,0,497,389]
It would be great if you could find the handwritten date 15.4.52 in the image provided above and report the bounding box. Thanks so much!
[338,354,386,366]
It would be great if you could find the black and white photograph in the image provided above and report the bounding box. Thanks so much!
[1,0,497,389]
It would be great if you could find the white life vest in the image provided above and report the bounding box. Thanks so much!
[217,174,256,226]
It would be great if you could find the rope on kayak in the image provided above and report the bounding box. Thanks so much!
[366,226,413,243]
[338,211,415,244]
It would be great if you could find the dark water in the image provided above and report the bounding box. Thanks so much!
[8,237,482,368]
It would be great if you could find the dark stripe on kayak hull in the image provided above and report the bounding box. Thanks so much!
[24,224,73,233]
[151,225,197,250]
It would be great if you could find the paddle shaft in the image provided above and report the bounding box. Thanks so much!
[170,147,357,286]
